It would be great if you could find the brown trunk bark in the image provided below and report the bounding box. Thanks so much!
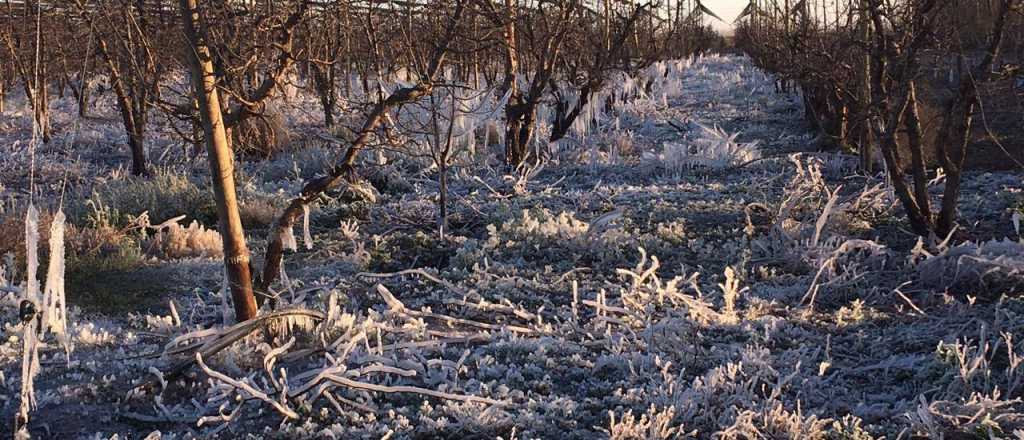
[129,124,149,177]
[179,0,258,322]
[501,0,524,168]
[904,81,932,224]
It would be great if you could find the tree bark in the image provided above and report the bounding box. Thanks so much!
[500,0,525,168]
[857,0,873,173]
[178,0,258,322]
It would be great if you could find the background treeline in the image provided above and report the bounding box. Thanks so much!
[735,0,1024,238]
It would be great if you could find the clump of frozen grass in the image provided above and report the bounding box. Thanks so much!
[915,238,1024,296]
[479,208,640,267]
[82,170,217,227]
[339,219,359,241]
[145,220,224,259]
[487,209,589,245]
[749,154,892,306]
[647,124,759,173]
[237,192,286,229]
[339,241,371,268]
[720,403,831,440]
[719,266,746,321]
[910,322,1024,437]
[605,405,686,439]
[646,346,830,435]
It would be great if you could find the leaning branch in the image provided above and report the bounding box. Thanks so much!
[257,0,466,296]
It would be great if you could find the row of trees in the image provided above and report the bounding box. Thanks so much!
[2,0,725,321]
[735,0,1023,239]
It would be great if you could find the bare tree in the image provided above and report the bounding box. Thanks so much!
[736,0,1022,239]
[257,0,467,300]
[2,0,52,143]
[477,0,578,168]
[549,2,650,144]
[75,0,168,176]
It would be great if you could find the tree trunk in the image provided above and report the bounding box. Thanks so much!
[904,81,931,223]
[438,160,448,240]
[857,0,874,173]
[179,0,258,322]
[312,64,335,128]
[501,0,524,168]
[36,72,51,144]
[129,123,149,177]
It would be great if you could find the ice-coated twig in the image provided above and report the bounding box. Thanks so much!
[358,268,470,297]
[324,389,376,413]
[586,207,625,238]
[376,284,538,334]
[264,337,296,391]
[320,374,505,406]
[441,297,538,321]
[196,352,299,419]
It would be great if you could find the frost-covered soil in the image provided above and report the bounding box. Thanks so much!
[2,55,1024,439]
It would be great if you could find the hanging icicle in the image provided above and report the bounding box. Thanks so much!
[24,204,40,305]
[16,204,42,437]
[220,266,232,324]
[42,209,69,359]
[302,204,313,250]
[282,224,298,252]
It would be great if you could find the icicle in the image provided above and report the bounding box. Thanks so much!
[17,203,42,436]
[1013,210,1021,238]
[25,204,39,304]
[220,266,231,324]
[571,280,579,322]
[302,204,313,250]
[326,291,339,328]
[282,226,298,252]
[466,122,477,157]
[280,265,296,304]
[42,209,69,359]
[168,299,181,328]
[16,312,40,437]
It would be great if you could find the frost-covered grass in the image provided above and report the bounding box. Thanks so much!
[1,55,1023,439]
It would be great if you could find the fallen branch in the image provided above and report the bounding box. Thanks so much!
[156,309,325,387]
[196,352,299,419]
[358,268,470,297]
[322,374,505,406]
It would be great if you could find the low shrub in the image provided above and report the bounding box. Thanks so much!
[80,169,217,228]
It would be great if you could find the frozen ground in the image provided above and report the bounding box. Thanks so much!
[1,55,1023,439]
